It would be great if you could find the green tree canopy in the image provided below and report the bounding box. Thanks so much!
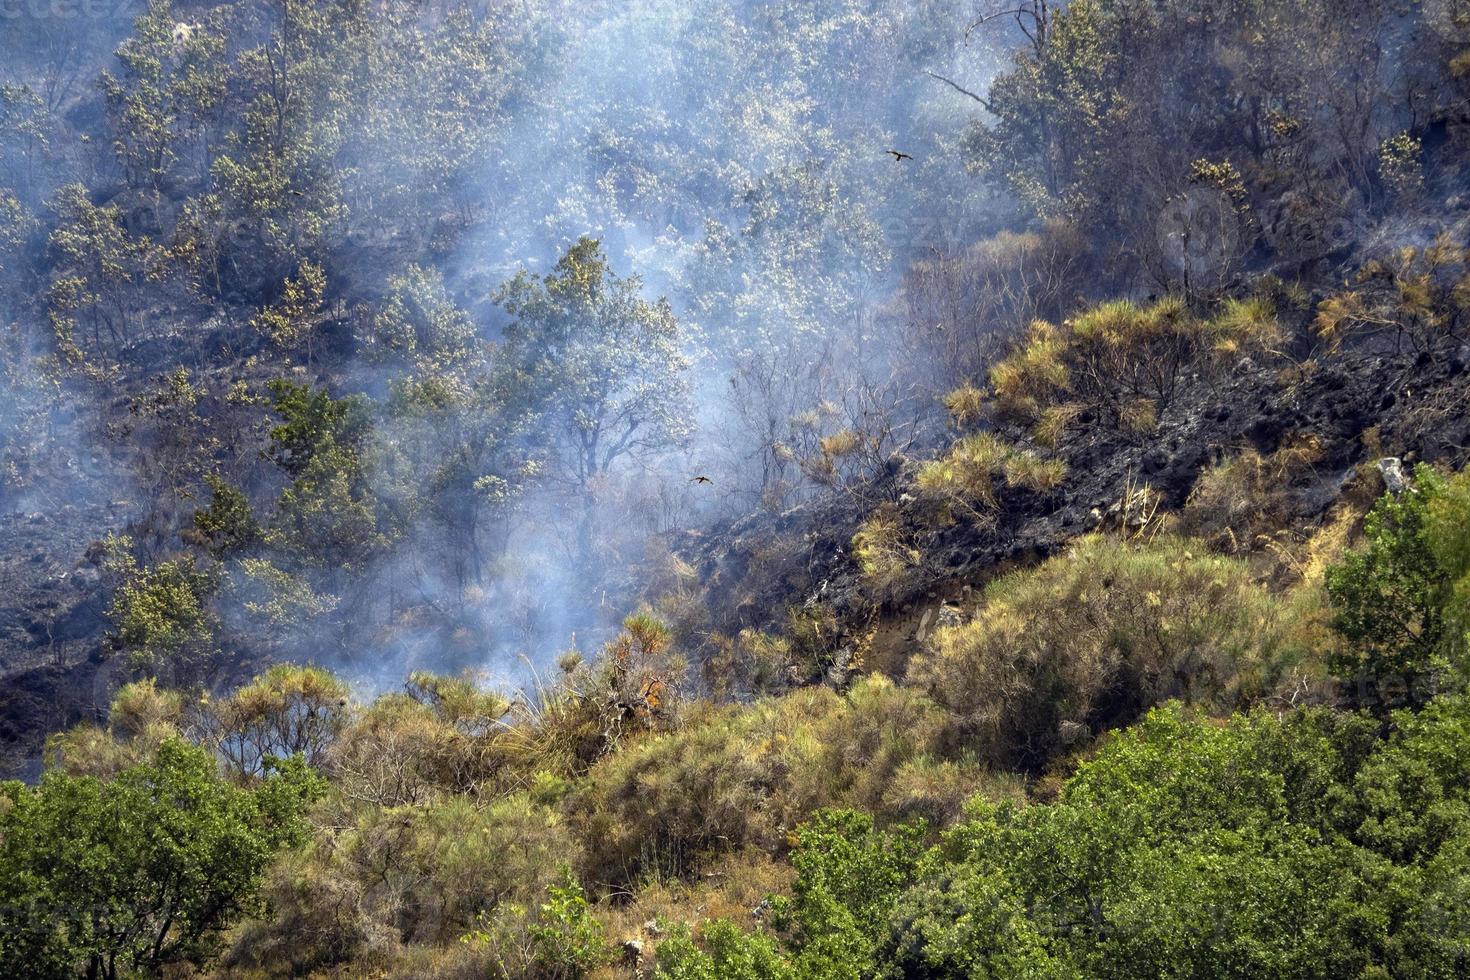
[0,740,321,979]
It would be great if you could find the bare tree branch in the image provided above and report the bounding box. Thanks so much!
[923,70,995,113]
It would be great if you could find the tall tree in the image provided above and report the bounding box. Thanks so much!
[497,237,692,560]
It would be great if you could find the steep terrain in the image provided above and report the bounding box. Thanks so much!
[4,0,1470,977]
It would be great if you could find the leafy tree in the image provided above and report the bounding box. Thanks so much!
[381,365,531,586]
[365,263,476,365]
[107,556,219,672]
[265,379,372,477]
[0,320,56,489]
[192,474,262,558]
[208,0,370,285]
[101,0,228,191]
[1327,465,1465,706]
[0,83,54,200]
[0,739,322,979]
[252,260,330,366]
[967,0,1410,283]
[46,184,159,358]
[0,187,36,287]
[497,237,692,559]
[127,366,217,505]
[262,380,386,574]
[226,558,337,655]
[269,444,387,573]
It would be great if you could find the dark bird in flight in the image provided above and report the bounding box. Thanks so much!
[690,475,714,485]
[887,149,913,162]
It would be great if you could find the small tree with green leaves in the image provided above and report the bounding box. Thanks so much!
[496,237,692,561]
[463,866,608,980]
[107,556,219,673]
[0,740,322,979]
[365,263,477,365]
[46,183,156,358]
[252,260,330,366]
[1327,464,1468,708]
[191,474,261,558]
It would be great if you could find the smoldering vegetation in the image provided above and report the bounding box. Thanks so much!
[0,0,1466,749]
[0,0,1007,700]
[7,1,1470,978]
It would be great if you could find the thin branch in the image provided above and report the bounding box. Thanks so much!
[964,8,1033,44]
[923,70,995,113]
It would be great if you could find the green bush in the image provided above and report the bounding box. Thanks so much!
[235,792,576,971]
[909,534,1318,768]
[655,920,794,980]
[987,296,1280,436]
[1327,464,1470,707]
[568,677,991,888]
[0,740,321,979]
[107,556,219,671]
[210,664,351,777]
[664,697,1470,979]
[463,866,608,980]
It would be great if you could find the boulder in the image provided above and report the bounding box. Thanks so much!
[1378,457,1409,494]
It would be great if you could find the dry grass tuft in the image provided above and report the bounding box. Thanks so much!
[852,503,922,591]
[1032,401,1083,447]
[1003,451,1068,491]
[942,383,988,428]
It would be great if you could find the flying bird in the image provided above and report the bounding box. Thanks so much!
[887,149,914,162]
[690,475,714,485]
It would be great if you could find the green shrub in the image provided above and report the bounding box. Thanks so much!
[987,319,1069,421]
[876,700,1470,978]
[988,295,1280,434]
[1204,295,1283,356]
[851,503,921,591]
[909,534,1316,768]
[464,867,608,980]
[190,474,260,558]
[915,431,1010,508]
[1315,239,1470,356]
[703,630,797,700]
[365,263,477,364]
[568,677,988,887]
[1326,464,1470,706]
[941,383,987,428]
[107,556,219,672]
[707,698,1470,979]
[45,679,187,778]
[0,740,321,978]
[1002,450,1067,491]
[655,920,794,980]
[210,664,351,777]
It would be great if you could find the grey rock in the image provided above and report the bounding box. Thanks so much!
[1058,720,1090,745]
[826,647,855,688]
[1378,457,1409,494]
